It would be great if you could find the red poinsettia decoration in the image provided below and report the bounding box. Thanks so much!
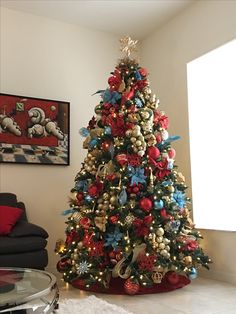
[155,158,170,179]
[182,238,199,251]
[154,111,169,129]
[133,215,153,237]
[108,69,122,91]
[106,114,126,137]
[88,180,104,197]
[66,230,80,245]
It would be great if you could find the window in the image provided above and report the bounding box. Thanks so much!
[187,39,236,231]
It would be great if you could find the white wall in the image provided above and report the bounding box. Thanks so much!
[141,0,236,284]
[0,7,121,273]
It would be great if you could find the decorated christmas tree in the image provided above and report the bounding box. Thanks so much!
[56,36,211,295]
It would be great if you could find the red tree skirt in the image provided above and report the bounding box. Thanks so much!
[71,275,191,295]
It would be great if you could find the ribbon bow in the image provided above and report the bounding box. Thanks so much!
[103,89,121,104]
[112,243,147,279]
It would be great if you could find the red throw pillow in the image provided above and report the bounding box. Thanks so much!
[0,206,23,235]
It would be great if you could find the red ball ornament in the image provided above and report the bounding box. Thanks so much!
[165,271,180,285]
[109,215,119,224]
[168,148,176,159]
[148,146,160,159]
[56,258,71,273]
[139,197,153,212]
[124,279,140,295]
[102,141,110,150]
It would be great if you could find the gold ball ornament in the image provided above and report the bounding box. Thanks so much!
[110,195,118,205]
[156,228,165,236]
[183,256,192,265]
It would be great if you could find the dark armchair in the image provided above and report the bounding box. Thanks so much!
[0,193,48,270]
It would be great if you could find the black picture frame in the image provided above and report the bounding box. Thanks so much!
[0,93,70,165]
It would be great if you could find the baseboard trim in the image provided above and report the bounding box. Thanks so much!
[200,269,236,285]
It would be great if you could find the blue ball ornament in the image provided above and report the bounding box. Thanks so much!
[85,195,93,203]
[104,126,112,135]
[188,267,198,280]
[154,199,164,210]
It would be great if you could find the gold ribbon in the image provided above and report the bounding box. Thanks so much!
[112,243,146,279]
[96,161,115,177]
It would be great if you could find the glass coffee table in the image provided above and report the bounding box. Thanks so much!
[0,267,59,313]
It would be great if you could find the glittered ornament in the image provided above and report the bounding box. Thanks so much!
[124,279,140,295]
[183,256,193,265]
[56,258,71,273]
[139,197,153,212]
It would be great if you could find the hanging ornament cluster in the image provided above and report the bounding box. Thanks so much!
[57,36,211,295]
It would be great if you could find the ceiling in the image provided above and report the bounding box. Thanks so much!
[0,0,197,39]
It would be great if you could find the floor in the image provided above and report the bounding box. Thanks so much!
[58,277,236,314]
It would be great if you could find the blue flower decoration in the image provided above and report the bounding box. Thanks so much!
[75,180,88,192]
[104,227,123,249]
[134,98,143,108]
[79,127,90,137]
[128,166,147,186]
[103,89,121,104]
[172,190,186,208]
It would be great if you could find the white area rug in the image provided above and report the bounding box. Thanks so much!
[57,295,133,314]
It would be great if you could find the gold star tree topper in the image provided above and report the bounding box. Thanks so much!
[120,36,138,57]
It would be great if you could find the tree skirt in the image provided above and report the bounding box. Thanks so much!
[71,275,190,295]
[57,296,133,314]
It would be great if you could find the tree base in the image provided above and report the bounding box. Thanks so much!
[71,275,191,295]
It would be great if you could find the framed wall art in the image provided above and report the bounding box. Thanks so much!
[0,93,70,165]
